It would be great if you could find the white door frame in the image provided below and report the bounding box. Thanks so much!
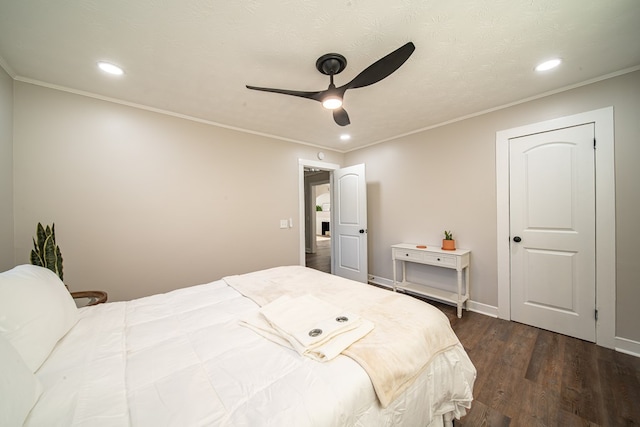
[496,107,615,349]
[298,159,340,266]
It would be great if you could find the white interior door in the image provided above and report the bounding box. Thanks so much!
[510,124,596,341]
[332,164,368,282]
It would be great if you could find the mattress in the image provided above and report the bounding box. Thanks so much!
[25,267,475,426]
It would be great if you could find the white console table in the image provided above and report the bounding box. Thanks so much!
[391,243,470,318]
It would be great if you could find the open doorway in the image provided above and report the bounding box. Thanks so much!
[304,169,331,273]
[298,159,369,282]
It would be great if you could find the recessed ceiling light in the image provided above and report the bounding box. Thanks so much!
[340,134,351,141]
[535,58,562,72]
[97,61,124,75]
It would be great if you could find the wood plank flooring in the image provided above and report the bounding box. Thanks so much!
[307,245,640,425]
[427,301,640,427]
[305,237,331,273]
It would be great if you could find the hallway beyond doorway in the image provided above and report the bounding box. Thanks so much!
[306,238,330,273]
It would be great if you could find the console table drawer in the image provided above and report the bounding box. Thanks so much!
[394,249,423,262]
[424,253,456,267]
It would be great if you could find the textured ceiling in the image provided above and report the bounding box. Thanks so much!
[1,0,639,152]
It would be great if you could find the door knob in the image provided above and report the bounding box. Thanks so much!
[513,236,522,242]
[359,229,365,234]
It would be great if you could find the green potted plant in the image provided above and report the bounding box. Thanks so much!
[442,230,456,251]
[30,222,64,283]
[30,222,108,305]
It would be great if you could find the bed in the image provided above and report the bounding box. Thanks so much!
[0,264,476,427]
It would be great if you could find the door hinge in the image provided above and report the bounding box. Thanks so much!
[595,309,599,321]
[594,138,596,149]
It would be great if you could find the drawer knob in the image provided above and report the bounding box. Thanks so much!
[437,258,441,261]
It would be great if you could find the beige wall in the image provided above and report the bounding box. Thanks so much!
[345,70,640,342]
[6,71,640,343]
[0,66,13,271]
[12,82,343,301]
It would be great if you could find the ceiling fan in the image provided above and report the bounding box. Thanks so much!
[246,42,415,126]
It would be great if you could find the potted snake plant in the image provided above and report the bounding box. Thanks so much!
[30,222,64,285]
[29,223,107,305]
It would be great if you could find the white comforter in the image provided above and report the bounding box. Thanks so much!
[224,266,465,408]
[26,267,475,427]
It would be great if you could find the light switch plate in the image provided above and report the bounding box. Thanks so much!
[280,220,288,229]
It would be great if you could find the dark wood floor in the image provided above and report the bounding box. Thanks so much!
[307,243,640,425]
[429,301,640,427]
[305,237,331,273]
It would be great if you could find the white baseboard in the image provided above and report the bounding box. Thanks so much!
[367,275,394,289]
[615,336,640,358]
[367,274,498,317]
[466,300,498,318]
[368,274,639,358]
[369,274,640,357]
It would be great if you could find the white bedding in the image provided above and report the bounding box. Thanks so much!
[25,266,475,426]
[224,266,465,408]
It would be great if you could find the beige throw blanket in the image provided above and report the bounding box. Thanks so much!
[224,266,460,408]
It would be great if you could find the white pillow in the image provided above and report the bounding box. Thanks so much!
[0,335,43,426]
[0,264,78,372]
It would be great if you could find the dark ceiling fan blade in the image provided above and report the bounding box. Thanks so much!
[333,108,350,126]
[246,42,414,126]
[342,42,415,90]
[245,85,325,102]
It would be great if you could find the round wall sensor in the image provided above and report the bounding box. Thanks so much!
[317,152,325,160]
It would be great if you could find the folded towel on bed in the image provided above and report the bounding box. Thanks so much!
[241,294,374,361]
[261,295,365,349]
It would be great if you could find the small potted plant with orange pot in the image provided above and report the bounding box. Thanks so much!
[442,230,456,251]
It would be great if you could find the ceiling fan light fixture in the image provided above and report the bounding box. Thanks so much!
[322,96,343,110]
[246,42,415,125]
